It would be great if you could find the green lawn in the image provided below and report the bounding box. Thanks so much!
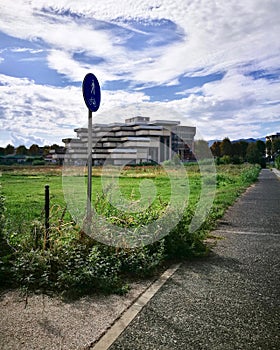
[1,163,259,233]
[0,163,261,295]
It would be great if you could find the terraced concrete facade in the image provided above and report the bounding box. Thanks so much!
[63,116,196,166]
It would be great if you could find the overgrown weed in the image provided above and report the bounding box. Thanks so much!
[0,164,261,297]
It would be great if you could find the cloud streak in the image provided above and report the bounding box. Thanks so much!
[0,0,279,145]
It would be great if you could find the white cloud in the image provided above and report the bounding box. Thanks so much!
[0,75,151,146]
[0,74,83,146]
[67,0,280,85]
[163,70,280,140]
[0,0,278,85]
[192,70,280,103]
[0,0,279,145]
[10,48,43,54]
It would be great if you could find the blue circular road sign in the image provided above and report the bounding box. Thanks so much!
[82,73,101,112]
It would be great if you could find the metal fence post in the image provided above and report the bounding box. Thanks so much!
[45,185,50,248]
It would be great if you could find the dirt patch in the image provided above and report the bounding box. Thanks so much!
[0,280,153,350]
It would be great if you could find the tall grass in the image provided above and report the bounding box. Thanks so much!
[0,164,261,296]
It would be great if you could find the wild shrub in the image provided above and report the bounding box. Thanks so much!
[7,206,167,297]
[240,164,261,184]
[0,186,5,235]
[164,207,207,259]
[220,155,231,164]
[275,155,280,170]
[0,185,13,285]
[1,163,262,296]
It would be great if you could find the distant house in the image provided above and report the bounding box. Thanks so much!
[63,116,196,166]
[44,147,66,165]
[266,132,280,143]
[266,132,280,160]
[0,154,27,165]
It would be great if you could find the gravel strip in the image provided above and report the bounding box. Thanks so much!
[0,279,153,350]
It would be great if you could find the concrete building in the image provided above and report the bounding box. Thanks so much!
[63,116,196,166]
[266,132,280,143]
[44,147,66,165]
[266,132,280,160]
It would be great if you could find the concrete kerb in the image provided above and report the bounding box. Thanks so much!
[272,168,280,178]
[89,263,181,350]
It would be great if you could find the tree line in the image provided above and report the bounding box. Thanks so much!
[0,144,63,157]
[210,137,280,167]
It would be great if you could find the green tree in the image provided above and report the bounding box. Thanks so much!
[220,138,232,157]
[50,144,60,150]
[43,146,50,156]
[239,141,249,160]
[230,142,244,164]
[232,142,242,157]
[28,144,40,156]
[256,140,266,157]
[16,145,28,155]
[246,143,262,164]
[210,141,221,157]
[5,144,15,155]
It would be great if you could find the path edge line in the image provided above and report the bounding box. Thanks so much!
[90,263,181,350]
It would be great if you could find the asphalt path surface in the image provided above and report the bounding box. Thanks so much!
[109,169,280,350]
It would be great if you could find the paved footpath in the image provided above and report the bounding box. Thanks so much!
[108,169,280,350]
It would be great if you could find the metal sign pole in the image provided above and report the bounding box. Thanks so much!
[87,109,93,220]
[82,72,101,230]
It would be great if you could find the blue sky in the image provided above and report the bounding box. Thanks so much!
[0,0,280,146]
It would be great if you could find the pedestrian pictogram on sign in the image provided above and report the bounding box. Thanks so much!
[82,73,101,112]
